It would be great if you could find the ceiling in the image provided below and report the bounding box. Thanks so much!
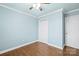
[1,3,79,17]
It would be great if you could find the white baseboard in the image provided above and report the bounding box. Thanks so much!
[38,40,63,50]
[65,44,79,49]
[47,43,63,50]
[0,40,63,54]
[0,40,37,54]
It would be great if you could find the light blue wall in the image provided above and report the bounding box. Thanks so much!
[0,6,38,51]
[0,6,65,51]
[48,10,64,48]
[40,9,64,48]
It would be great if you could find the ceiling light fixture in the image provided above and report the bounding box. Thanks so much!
[33,3,41,9]
[29,3,51,11]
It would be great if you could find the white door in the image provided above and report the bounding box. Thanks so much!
[38,20,48,43]
[65,15,79,49]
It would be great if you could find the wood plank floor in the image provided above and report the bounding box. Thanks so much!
[0,42,79,56]
[64,46,79,56]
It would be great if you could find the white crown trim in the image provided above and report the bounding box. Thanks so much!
[0,4,37,18]
[38,8,63,18]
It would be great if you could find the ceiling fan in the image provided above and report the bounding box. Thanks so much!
[29,3,50,11]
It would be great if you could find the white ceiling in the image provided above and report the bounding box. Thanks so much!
[1,3,79,17]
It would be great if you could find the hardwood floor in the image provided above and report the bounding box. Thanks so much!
[0,42,79,56]
[64,46,79,56]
